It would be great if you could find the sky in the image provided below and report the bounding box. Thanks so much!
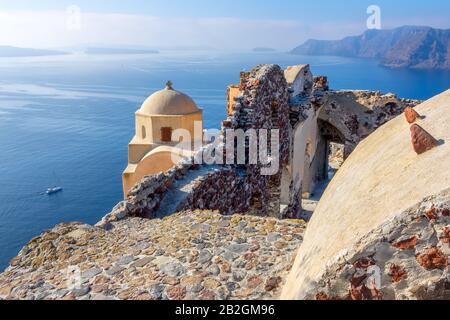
[0,0,449,50]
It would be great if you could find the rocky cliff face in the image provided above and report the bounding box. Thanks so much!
[291,26,450,69]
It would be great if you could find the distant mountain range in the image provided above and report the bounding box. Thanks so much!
[291,26,450,69]
[85,47,159,55]
[253,47,276,52]
[0,46,68,57]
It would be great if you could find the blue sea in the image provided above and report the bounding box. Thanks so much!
[0,51,449,270]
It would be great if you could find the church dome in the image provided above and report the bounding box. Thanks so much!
[139,81,200,115]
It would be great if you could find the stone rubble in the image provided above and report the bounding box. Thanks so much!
[0,211,306,300]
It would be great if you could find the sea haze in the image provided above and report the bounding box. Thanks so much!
[0,51,449,270]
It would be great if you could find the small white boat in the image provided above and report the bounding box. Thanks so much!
[46,187,63,195]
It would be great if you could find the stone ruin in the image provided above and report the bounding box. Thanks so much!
[99,63,420,227]
[282,89,450,299]
[2,63,449,301]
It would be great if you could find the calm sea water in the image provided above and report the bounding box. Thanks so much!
[0,51,449,270]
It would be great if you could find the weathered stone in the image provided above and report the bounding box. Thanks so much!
[232,270,246,282]
[203,278,221,290]
[247,276,263,289]
[265,277,281,292]
[198,250,213,264]
[81,268,102,280]
[148,284,165,300]
[392,236,418,250]
[166,286,186,300]
[131,257,154,268]
[416,247,448,270]
[71,286,90,297]
[106,266,124,276]
[227,244,250,254]
[389,264,408,283]
[410,124,438,155]
[160,262,186,277]
[404,107,421,124]
[199,290,216,300]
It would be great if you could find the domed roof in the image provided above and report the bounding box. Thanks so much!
[139,81,200,115]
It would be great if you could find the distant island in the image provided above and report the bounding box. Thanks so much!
[0,46,68,57]
[291,26,450,69]
[85,47,159,55]
[253,47,277,52]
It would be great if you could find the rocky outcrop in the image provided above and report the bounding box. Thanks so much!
[291,26,450,69]
[0,211,306,300]
[282,89,450,300]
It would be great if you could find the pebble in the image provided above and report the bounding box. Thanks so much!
[148,284,165,300]
[81,268,102,280]
[198,250,213,264]
[72,286,91,297]
[106,265,125,276]
[160,262,186,277]
[227,243,250,254]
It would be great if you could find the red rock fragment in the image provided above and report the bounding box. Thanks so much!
[199,290,216,300]
[442,208,450,217]
[264,276,282,292]
[316,292,339,300]
[404,107,421,124]
[410,124,438,155]
[425,207,438,220]
[389,264,407,283]
[353,257,375,269]
[349,275,383,301]
[392,236,418,250]
[439,227,450,244]
[166,286,186,300]
[416,247,448,270]
[247,276,263,289]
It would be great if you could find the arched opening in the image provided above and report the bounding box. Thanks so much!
[141,125,147,139]
[318,119,345,181]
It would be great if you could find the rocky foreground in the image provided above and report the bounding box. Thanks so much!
[0,211,306,300]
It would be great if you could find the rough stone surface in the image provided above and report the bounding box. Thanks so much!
[282,90,450,300]
[0,211,306,300]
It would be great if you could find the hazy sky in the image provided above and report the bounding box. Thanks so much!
[0,0,449,49]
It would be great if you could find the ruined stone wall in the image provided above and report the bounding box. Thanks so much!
[99,64,297,226]
[282,90,450,300]
[102,65,422,226]
[97,161,198,227]
[177,167,250,215]
[317,89,420,157]
[223,64,295,218]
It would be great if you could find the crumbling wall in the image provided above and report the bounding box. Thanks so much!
[281,90,450,300]
[177,167,250,215]
[103,64,422,226]
[318,90,420,157]
[98,161,199,227]
[223,64,295,218]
